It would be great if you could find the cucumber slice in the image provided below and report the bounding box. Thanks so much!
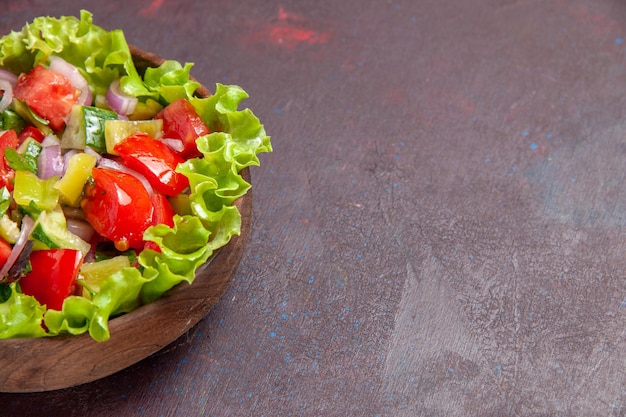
[61,105,119,152]
[31,207,90,255]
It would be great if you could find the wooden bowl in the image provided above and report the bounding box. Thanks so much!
[0,47,252,393]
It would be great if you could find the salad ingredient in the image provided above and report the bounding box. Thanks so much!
[31,207,90,255]
[106,78,137,115]
[13,65,79,131]
[13,170,59,212]
[149,193,176,228]
[143,193,176,252]
[0,69,17,84]
[82,167,154,251]
[37,144,64,179]
[19,248,83,310]
[0,215,34,280]
[114,133,189,196]
[65,218,95,243]
[104,119,163,155]
[14,137,42,174]
[96,156,154,195]
[48,56,91,106]
[0,237,11,268]
[0,69,17,112]
[54,152,97,206]
[0,108,25,133]
[155,98,209,159]
[0,214,19,244]
[11,99,52,136]
[0,130,18,190]
[19,125,46,143]
[79,255,131,297]
[62,105,118,152]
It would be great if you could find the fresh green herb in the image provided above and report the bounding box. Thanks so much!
[5,147,37,173]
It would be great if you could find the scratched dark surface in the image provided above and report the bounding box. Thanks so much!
[2,0,626,415]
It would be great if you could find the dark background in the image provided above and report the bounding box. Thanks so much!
[2,0,626,415]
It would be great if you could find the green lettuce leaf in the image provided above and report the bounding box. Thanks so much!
[142,60,201,104]
[0,284,48,338]
[0,10,150,100]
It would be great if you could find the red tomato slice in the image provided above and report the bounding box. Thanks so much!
[114,133,190,196]
[0,130,18,190]
[0,236,11,267]
[82,167,154,251]
[13,65,79,131]
[18,125,46,144]
[154,98,209,159]
[143,193,176,253]
[150,193,176,228]
[19,249,84,311]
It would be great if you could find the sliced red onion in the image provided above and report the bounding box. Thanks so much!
[83,146,102,163]
[62,205,85,221]
[106,79,137,116]
[38,144,65,179]
[0,69,18,86]
[0,215,35,279]
[41,134,61,147]
[97,157,154,195]
[66,218,95,243]
[49,56,91,106]
[0,79,13,112]
[161,138,185,153]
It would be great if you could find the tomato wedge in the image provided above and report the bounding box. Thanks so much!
[143,193,176,253]
[13,65,79,131]
[150,193,176,228]
[19,249,83,311]
[18,125,45,144]
[82,167,154,251]
[0,129,18,190]
[114,133,189,196]
[0,236,11,267]
[155,98,209,159]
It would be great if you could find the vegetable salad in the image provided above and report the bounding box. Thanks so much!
[0,11,271,341]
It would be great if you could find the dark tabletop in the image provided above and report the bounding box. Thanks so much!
[3,0,626,415]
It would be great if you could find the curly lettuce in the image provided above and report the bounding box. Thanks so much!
[0,11,271,341]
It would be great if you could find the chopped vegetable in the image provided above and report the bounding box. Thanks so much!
[18,125,45,144]
[54,152,97,206]
[79,255,131,297]
[19,248,83,310]
[12,170,59,211]
[82,167,154,252]
[155,98,209,159]
[0,130,18,190]
[13,65,79,131]
[114,133,189,196]
[104,119,163,155]
[62,105,118,152]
